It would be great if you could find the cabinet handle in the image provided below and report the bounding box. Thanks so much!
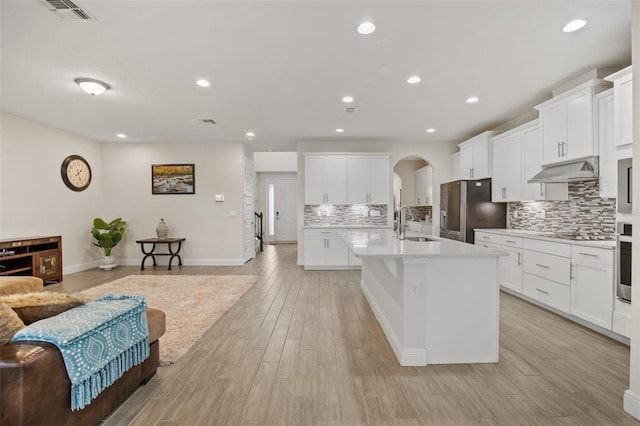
[517,252,521,266]
[561,141,567,157]
[470,168,474,178]
[540,183,544,197]
[557,141,561,157]
[326,239,330,249]
[481,235,490,240]
[536,288,550,295]
[579,252,599,258]
[570,264,574,280]
[321,232,331,234]
[535,263,550,269]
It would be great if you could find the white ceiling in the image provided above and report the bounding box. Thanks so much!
[0,1,632,152]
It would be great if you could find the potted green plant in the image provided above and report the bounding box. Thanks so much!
[91,217,126,270]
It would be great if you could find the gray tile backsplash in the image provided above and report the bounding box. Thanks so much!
[508,180,616,240]
[304,204,388,226]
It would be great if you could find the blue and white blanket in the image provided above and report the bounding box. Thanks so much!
[11,294,149,410]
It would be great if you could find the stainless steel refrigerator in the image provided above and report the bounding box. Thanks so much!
[439,179,506,244]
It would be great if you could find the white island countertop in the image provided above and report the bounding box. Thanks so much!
[339,229,506,259]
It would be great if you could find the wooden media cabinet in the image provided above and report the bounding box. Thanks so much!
[0,236,62,283]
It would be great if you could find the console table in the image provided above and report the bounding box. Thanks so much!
[135,238,185,270]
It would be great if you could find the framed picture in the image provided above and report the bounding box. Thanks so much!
[151,164,195,194]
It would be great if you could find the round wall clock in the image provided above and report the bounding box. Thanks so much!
[61,155,92,191]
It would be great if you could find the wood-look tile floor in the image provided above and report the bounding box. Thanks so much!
[50,244,639,425]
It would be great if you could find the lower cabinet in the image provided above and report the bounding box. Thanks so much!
[304,229,349,270]
[475,231,617,337]
[570,246,614,330]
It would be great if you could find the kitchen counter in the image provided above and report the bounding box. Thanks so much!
[476,228,616,249]
[339,229,506,259]
[339,229,502,366]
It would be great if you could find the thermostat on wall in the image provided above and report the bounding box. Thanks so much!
[215,194,224,202]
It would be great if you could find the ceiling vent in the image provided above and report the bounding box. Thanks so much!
[344,107,357,114]
[42,0,94,21]
[199,119,216,124]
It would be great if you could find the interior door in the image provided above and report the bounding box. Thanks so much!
[275,179,297,242]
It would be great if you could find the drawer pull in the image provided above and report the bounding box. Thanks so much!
[505,240,516,244]
[481,236,490,240]
[517,252,521,266]
[536,288,550,295]
[321,232,332,234]
[535,263,550,269]
[578,252,598,258]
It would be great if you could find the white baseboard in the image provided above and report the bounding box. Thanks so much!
[122,258,245,267]
[63,260,99,275]
[624,389,640,420]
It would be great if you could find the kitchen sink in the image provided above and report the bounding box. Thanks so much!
[404,236,436,242]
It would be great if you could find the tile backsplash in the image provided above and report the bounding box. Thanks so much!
[508,180,616,240]
[304,204,388,226]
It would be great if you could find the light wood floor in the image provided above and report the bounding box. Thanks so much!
[50,244,639,425]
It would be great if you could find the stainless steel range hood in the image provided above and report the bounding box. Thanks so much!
[527,156,599,183]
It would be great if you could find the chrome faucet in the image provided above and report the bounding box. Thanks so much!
[397,205,414,240]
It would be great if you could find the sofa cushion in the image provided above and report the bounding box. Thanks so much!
[0,277,44,297]
[0,300,25,345]
[1,292,84,325]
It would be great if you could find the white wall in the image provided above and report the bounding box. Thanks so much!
[393,159,428,206]
[254,151,297,172]
[296,140,457,264]
[0,112,104,273]
[625,1,640,420]
[101,141,246,266]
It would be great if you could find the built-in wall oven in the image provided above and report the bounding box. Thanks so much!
[617,222,632,303]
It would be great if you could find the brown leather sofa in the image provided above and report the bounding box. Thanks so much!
[0,277,166,426]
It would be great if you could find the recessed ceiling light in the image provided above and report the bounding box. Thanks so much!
[246,131,255,137]
[116,133,127,138]
[196,79,210,87]
[342,95,354,103]
[426,128,436,133]
[407,76,421,84]
[466,96,480,104]
[357,21,376,35]
[336,128,345,133]
[562,19,587,33]
[75,78,109,96]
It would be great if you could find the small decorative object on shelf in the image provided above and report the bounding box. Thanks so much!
[156,219,169,240]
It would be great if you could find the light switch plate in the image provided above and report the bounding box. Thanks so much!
[215,194,224,202]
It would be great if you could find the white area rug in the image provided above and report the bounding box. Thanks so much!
[78,275,257,366]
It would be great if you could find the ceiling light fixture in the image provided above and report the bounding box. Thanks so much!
[407,76,421,84]
[466,96,480,104]
[357,21,376,35]
[246,131,255,137]
[562,19,587,33]
[116,133,127,139]
[196,79,211,87]
[426,128,436,133]
[75,78,109,96]
[336,128,345,133]
[342,95,354,103]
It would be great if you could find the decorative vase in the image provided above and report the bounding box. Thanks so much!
[99,255,116,270]
[156,219,169,239]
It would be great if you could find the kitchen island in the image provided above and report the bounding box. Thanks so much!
[340,229,506,366]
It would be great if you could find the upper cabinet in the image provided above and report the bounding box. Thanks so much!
[605,66,633,150]
[305,155,347,204]
[535,80,611,165]
[347,155,389,204]
[305,154,389,205]
[458,131,499,180]
[491,120,568,203]
[596,89,616,198]
[415,165,433,206]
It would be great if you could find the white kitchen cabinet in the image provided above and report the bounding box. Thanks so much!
[613,299,631,338]
[415,165,433,205]
[304,229,349,269]
[605,66,633,148]
[535,80,609,165]
[523,239,571,314]
[458,131,499,180]
[523,273,571,313]
[521,121,568,201]
[501,237,523,293]
[596,89,616,198]
[570,245,614,330]
[305,155,347,204]
[451,152,460,181]
[347,155,389,204]
[491,130,522,202]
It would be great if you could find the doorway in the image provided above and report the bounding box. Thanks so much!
[266,177,297,242]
